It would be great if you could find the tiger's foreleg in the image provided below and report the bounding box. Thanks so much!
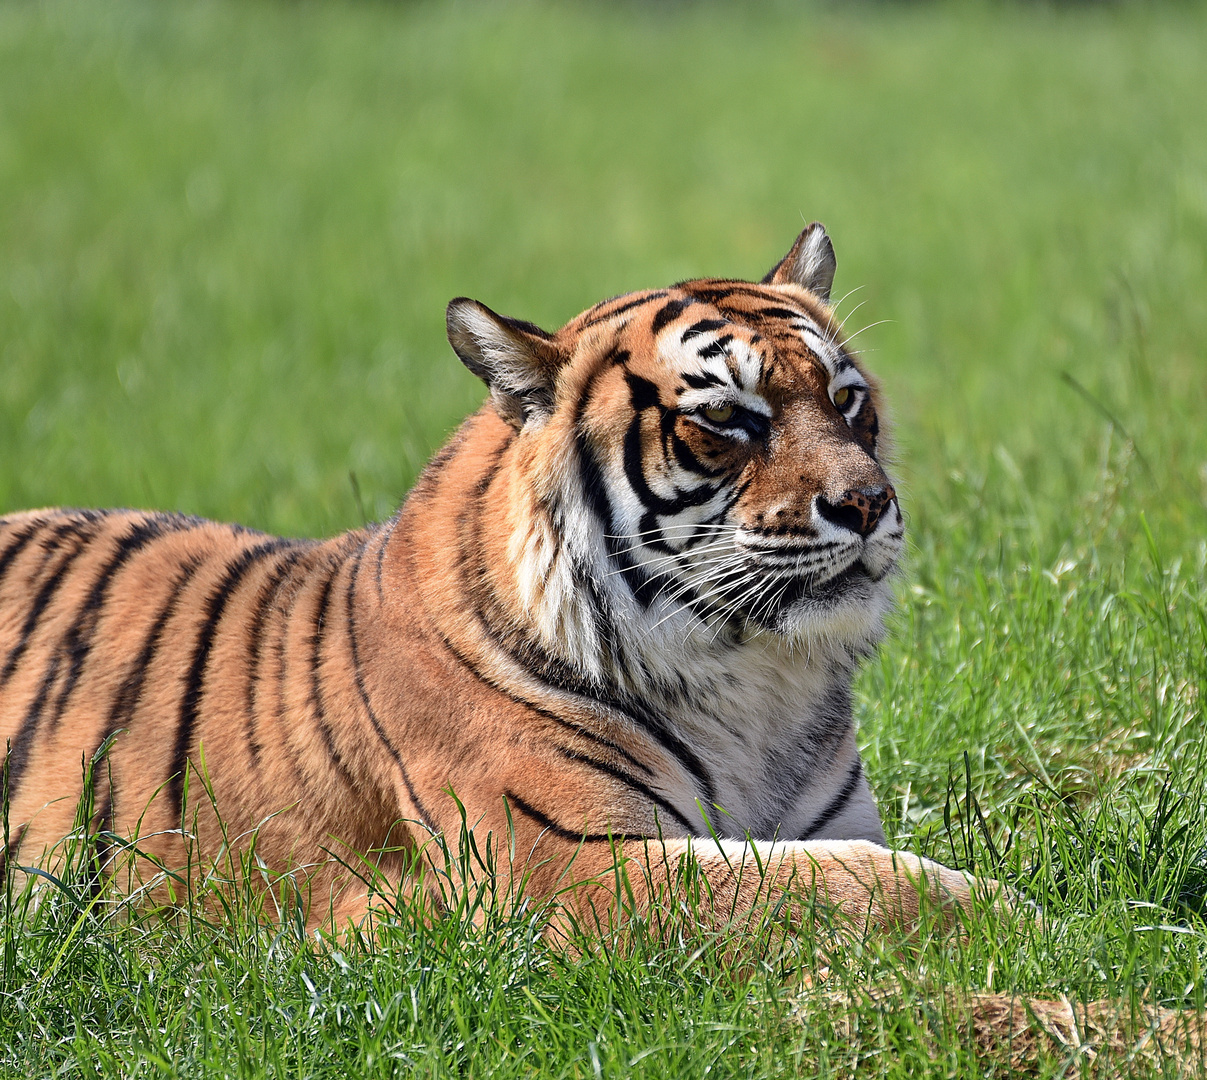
[564,837,983,946]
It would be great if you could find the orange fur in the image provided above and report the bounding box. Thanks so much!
[0,227,980,937]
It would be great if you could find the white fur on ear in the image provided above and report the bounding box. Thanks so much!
[762,223,837,301]
[446,298,560,429]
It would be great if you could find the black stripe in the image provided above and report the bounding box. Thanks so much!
[70,557,205,846]
[1,657,63,804]
[681,318,727,342]
[685,284,770,306]
[622,370,725,505]
[697,334,733,360]
[681,370,725,390]
[624,371,662,413]
[682,286,738,305]
[555,747,694,834]
[649,298,691,336]
[565,372,717,803]
[307,557,359,791]
[752,305,808,323]
[98,559,203,787]
[483,582,717,807]
[0,532,93,690]
[669,431,725,478]
[574,379,718,652]
[0,523,43,589]
[569,432,630,653]
[168,539,292,819]
[472,441,509,497]
[267,551,317,789]
[504,791,621,844]
[622,414,717,517]
[48,515,195,731]
[411,550,657,784]
[608,696,716,808]
[580,291,668,329]
[102,559,202,738]
[799,760,863,841]
[0,824,28,884]
[543,718,656,778]
[399,450,696,811]
[345,545,437,833]
[374,514,398,605]
[244,548,309,765]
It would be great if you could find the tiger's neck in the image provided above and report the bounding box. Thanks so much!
[395,408,883,840]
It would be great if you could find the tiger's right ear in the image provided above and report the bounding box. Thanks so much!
[446,298,564,429]
[761,222,837,302]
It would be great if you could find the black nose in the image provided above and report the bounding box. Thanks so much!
[816,485,897,537]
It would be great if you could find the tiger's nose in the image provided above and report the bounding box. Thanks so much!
[815,484,897,537]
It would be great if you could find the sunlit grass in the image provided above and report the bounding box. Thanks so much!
[2,0,1207,1075]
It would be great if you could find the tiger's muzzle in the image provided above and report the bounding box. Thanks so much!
[728,484,903,628]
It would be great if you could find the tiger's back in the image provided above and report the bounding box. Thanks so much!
[0,509,403,909]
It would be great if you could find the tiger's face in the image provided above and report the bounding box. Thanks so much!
[448,224,901,656]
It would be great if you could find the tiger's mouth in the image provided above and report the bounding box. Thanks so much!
[653,534,898,637]
[725,553,892,633]
[777,559,878,602]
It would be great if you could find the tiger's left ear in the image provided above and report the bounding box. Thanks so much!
[761,222,837,302]
[446,298,564,429]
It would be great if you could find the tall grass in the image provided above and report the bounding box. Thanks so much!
[2,0,1207,1075]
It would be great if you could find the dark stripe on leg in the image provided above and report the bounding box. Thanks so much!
[167,538,292,819]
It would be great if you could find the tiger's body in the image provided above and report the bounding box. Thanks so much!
[0,226,975,933]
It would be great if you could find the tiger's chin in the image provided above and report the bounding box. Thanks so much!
[744,562,897,650]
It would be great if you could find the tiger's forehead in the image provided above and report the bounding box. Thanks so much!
[567,282,858,402]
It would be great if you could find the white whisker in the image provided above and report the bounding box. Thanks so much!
[644,562,753,634]
[605,540,741,577]
[841,319,891,347]
[829,284,865,317]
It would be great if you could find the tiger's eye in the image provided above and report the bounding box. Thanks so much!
[704,404,735,424]
[833,386,852,410]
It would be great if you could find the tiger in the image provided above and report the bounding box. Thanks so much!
[0,224,978,937]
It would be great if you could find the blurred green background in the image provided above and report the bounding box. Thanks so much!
[5,8,1207,1067]
[3,0,1204,550]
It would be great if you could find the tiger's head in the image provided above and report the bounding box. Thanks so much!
[446,225,900,689]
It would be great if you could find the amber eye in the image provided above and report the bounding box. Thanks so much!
[833,386,853,410]
[704,404,736,424]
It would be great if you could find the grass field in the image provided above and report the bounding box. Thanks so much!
[3,0,1207,1075]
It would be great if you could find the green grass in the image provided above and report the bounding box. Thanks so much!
[3,0,1207,1075]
